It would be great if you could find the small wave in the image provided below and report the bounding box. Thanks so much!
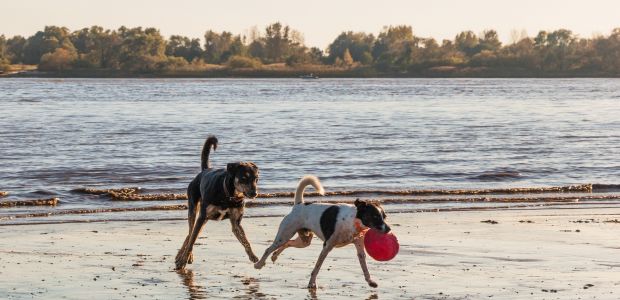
[468,170,522,181]
[18,98,41,103]
[592,184,620,192]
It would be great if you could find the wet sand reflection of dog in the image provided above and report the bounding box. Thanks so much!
[177,269,207,300]
[177,269,268,300]
[308,289,379,300]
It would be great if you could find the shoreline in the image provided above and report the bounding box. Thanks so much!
[2,207,619,299]
[3,67,620,79]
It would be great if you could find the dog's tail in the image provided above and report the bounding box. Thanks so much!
[294,175,325,205]
[201,136,218,170]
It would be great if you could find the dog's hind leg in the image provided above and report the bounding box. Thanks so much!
[229,208,259,263]
[175,203,208,270]
[354,238,377,288]
[254,216,299,269]
[271,229,313,263]
[307,241,335,289]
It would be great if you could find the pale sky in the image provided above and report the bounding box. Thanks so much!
[2,0,620,49]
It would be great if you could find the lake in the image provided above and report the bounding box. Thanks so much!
[1,78,619,224]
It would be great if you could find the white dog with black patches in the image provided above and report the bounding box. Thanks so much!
[254,175,391,289]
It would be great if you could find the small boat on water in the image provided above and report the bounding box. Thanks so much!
[299,73,319,79]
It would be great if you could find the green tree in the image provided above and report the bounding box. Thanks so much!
[478,30,501,52]
[372,25,417,71]
[22,26,74,64]
[260,22,305,63]
[454,30,479,57]
[594,28,620,74]
[70,26,121,69]
[204,31,245,64]
[327,31,375,64]
[117,27,166,72]
[0,35,9,69]
[6,36,26,63]
[534,29,577,71]
[166,35,203,62]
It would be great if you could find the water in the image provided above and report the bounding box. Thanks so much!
[1,78,620,224]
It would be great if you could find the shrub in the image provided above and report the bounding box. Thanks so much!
[38,48,77,71]
[227,55,262,69]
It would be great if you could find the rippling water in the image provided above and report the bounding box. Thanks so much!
[1,78,620,224]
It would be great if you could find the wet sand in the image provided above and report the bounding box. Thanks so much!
[1,207,619,299]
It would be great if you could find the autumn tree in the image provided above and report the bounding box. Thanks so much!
[39,48,77,71]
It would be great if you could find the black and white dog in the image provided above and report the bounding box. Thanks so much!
[254,175,390,289]
[175,136,260,270]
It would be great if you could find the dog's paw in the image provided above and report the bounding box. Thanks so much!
[175,261,186,271]
[367,280,378,288]
[175,254,188,270]
[254,261,264,269]
[270,253,279,263]
[187,252,194,264]
[249,253,259,263]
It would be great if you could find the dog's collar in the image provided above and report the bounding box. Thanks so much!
[223,175,244,202]
[354,219,369,236]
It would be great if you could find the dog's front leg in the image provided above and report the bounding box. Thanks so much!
[354,238,377,288]
[229,208,259,263]
[308,242,335,289]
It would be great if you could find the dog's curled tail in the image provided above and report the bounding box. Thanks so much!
[294,175,325,205]
[201,136,218,170]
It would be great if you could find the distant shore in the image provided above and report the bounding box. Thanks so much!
[3,65,620,78]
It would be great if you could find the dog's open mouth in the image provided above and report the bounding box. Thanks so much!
[242,191,258,199]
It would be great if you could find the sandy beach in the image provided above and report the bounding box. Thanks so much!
[1,206,619,299]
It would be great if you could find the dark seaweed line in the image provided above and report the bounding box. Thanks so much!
[70,184,596,202]
[0,197,59,207]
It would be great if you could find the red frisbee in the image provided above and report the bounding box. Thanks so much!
[364,228,399,261]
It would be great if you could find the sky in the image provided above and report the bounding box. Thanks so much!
[2,0,620,49]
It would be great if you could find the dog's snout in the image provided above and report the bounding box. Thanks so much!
[248,190,258,198]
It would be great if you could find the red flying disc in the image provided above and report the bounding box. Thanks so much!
[364,228,399,261]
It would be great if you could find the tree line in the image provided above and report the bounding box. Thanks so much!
[2,23,620,76]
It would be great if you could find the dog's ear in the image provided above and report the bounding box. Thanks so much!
[246,162,258,171]
[354,198,367,208]
[227,162,240,174]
